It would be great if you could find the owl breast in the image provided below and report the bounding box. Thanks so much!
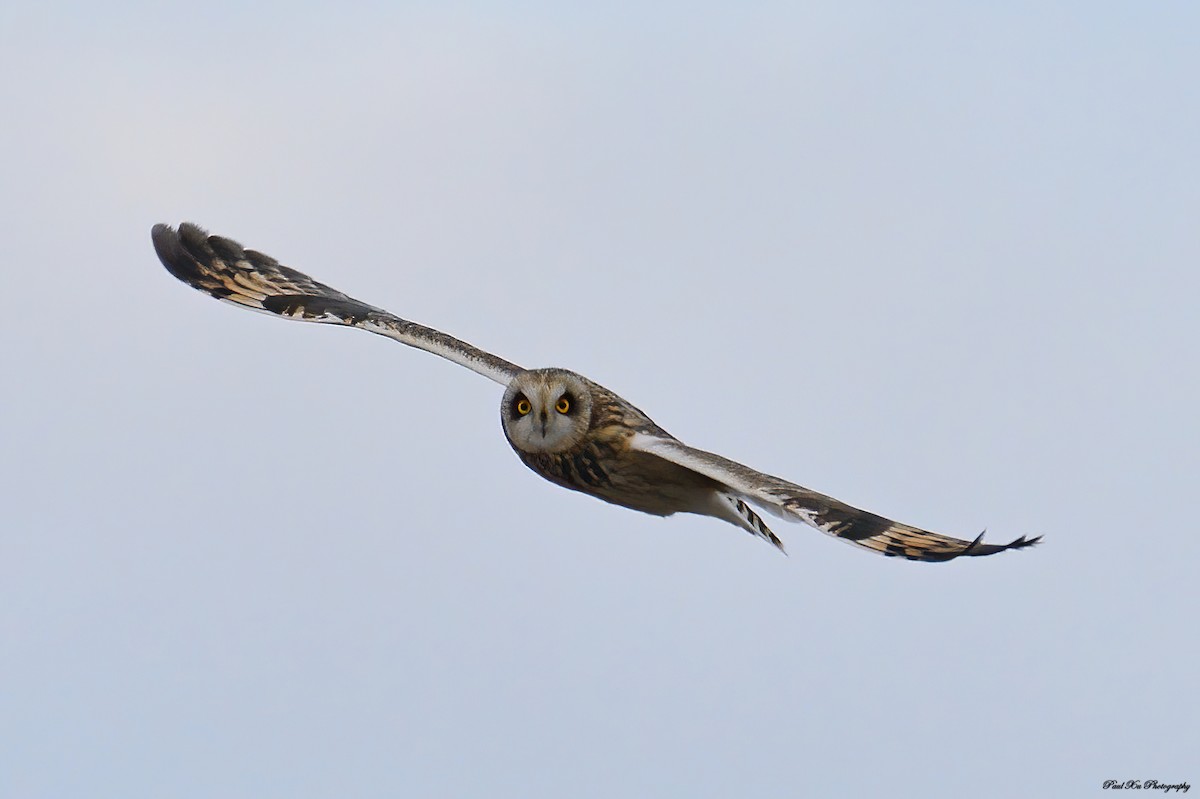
[515,438,721,518]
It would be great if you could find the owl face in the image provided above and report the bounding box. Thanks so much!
[501,369,593,454]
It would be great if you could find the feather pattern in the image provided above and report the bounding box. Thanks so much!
[628,434,1040,561]
[151,223,523,385]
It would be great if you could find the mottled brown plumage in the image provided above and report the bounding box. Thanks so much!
[152,222,1042,561]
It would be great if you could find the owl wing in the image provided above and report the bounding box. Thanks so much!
[152,223,524,386]
[628,434,1040,561]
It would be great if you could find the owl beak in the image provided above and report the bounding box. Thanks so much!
[537,411,549,438]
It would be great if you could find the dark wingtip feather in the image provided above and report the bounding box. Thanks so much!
[961,531,1043,559]
[961,530,987,556]
[151,222,207,284]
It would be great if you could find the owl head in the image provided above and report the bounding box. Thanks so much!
[501,368,594,454]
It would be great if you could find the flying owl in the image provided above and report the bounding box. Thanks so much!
[152,223,1041,562]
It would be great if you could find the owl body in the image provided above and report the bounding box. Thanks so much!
[151,222,1040,561]
[512,442,723,518]
[499,367,783,545]
[499,368,683,514]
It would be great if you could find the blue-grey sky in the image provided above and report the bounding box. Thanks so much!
[2,3,1197,797]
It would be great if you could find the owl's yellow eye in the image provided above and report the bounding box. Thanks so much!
[515,398,532,416]
[555,397,571,414]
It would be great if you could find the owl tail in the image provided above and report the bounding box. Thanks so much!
[707,492,786,553]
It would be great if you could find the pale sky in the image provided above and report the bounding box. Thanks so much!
[2,3,1197,797]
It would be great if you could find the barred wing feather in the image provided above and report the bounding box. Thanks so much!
[152,223,523,386]
[629,434,1040,561]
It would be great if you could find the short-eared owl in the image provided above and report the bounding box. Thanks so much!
[153,223,1041,562]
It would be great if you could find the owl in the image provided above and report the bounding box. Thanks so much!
[152,223,1041,562]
